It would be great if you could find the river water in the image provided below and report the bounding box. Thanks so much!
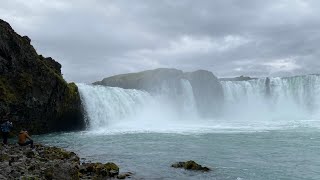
[35,75,320,179]
[34,128,320,180]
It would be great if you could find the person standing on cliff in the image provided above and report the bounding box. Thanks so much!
[18,129,34,148]
[1,113,13,145]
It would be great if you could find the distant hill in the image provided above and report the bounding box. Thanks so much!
[219,75,258,81]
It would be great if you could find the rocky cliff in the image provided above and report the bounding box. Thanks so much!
[94,68,224,118]
[0,19,84,134]
[184,70,224,117]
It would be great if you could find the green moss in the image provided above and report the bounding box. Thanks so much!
[43,146,76,160]
[184,160,198,169]
[17,72,33,90]
[83,162,119,177]
[0,76,17,103]
[0,72,34,104]
[36,56,66,85]
[36,56,81,116]
[67,82,79,100]
[21,176,39,180]
[44,167,54,180]
[0,154,10,161]
[78,172,83,178]
[103,162,119,171]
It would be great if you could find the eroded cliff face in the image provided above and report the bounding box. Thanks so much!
[0,19,84,134]
[184,70,224,117]
[94,68,224,118]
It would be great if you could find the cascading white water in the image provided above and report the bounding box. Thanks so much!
[77,84,151,129]
[78,75,320,133]
[77,79,199,132]
[221,75,320,122]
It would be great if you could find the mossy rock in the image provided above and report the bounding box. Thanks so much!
[21,176,39,180]
[44,167,54,180]
[0,154,10,161]
[103,162,119,172]
[43,147,75,160]
[81,162,119,177]
[171,160,211,171]
[0,77,17,103]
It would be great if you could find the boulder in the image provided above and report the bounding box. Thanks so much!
[81,162,119,178]
[171,160,211,171]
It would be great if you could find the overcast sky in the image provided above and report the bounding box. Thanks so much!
[1,0,319,82]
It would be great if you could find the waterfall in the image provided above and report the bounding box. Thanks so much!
[77,75,320,132]
[77,79,198,131]
[221,75,320,121]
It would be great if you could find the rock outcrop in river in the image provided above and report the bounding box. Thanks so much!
[0,19,84,134]
[171,160,211,171]
[93,68,224,118]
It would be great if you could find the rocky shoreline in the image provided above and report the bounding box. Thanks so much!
[0,143,131,179]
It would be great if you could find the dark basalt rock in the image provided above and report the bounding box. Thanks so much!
[171,160,211,171]
[0,19,84,134]
[0,144,124,179]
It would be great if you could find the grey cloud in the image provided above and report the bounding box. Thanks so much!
[0,0,319,82]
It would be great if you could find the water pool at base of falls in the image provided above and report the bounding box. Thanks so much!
[34,128,320,180]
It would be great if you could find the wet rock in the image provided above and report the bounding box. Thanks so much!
[25,150,35,158]
[0,144,124,179]
[171,160,211,171]
[81,162,119,177]
[171,162,185,168]
[44,167,54,180]
[0,154,9,161]
[117,172,133,179]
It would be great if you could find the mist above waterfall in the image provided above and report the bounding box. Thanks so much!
[78,75,320,134]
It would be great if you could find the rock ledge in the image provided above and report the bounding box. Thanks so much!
[0,143,131,179]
